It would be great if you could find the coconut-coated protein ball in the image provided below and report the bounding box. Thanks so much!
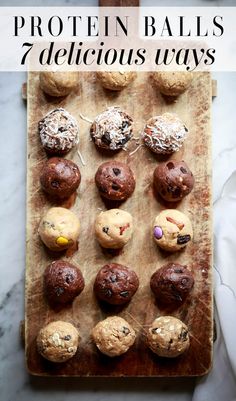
[97,71,136,91]
[152,71,193,96]
[39,71,79,97]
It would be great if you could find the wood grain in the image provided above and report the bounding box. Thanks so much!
[25,72,213,376]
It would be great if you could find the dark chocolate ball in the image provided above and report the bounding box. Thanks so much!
[44,260,85,305]
[40,157,81,200]
[153,160,194,202]
[94,263,139,305]
[150,263,194,306]
[95,161,135,201]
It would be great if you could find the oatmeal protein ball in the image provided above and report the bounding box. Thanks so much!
[38,207,80,251]
[142,113,188,154]
[94,263,139,305]
[152,71,194,97]
[39,71,79,97]
[153,209,193,252]
[95,209,133,249]
[92,316,136,357]
[44,260,85,305]
[97,71,136,91]
[90,106,133,150]
[150,263,194,306]
[40,157,81,200]
[147,316,190,358]
[153,160,194,202]
[37,321,80,362]
[95,161,135,201]
[39,108,79,155]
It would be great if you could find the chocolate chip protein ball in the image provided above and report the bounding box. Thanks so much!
[90,106,133,151]
[44,260,85,305]
[92,316,136,357]
[152,71,193,97]
[95,209,133,249]
[142,113,188,154]
[147,316,190,358]
[97,71,136,91]
[39,108,79,155]
[36,321,80,362]
[94,263,139,305]
[150,263,194,306]
[38,207,80,251]
[40,157,81,200]
[39,71,79,97]
[153,209,193,252]
[153,160,194,202]
[95,161,135,201]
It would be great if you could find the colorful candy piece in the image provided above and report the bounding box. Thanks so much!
[154,226,163,239]
[56,236,69,246]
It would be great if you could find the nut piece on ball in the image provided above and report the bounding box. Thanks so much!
[97,71,136,91]
[153,209,193,252]
[94,263,139,305]
[40,157,81,200]
[44,260,85,305]
[95,209,133,249]
[92,316,136,357]
[152,71,193,97]
[147,316,190,358]
[39,71,79,97]
[36,321,80,362]
[153,160,194,202]
[38,207,80,251]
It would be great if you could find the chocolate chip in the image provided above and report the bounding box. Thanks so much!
[120,291,129,298]
[177,234,191,245]
[113,168,121,176]
[65,273,74,284]
[180,167,187,174]
[102,226,109,234]
[152,328,158,334]
[122,326,130,335]
[99,185,108,194]
[179,329,188,341]
[112,182,120,191]
[64,335,71,341]
[55,287,64,296]
[104,288,113,298]
[174,268,183,273]
[110,274,117,283]
[184,126,188,132]
[51,180,60,188]
[172,187,181,198]
[167,162,175,170]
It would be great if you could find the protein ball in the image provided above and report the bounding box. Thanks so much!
[142,113,188,154]
[92,316,136,357]
[153,160,194,202]
[153,209,193,252]
[152,71,193,97]
[40,157,81,200]
[150,263,194,306]
[39,108,79,155]
[94,263,139,305]
[97,71,136,91]
[95,161,135,201]
[147,316,190,358]
[44,260,85,305]
[36,321,79,362]
[39,71,79,97]
[90,106,133,150]
[38,207,80,251]
[95,209,133,249]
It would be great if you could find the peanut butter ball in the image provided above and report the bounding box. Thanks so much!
[97,71,136,91]
[40,71,79,97]
[152,71,193,96]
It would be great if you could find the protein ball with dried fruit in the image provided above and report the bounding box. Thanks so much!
[97,71,136,91]
[95,161,135,201]
[38,207,80,251]
[142,113,188,154]
[92,316,136,357]
[39,71,79,97]
[147,316,190,358]
[150,263,194,306]
[39,108,79,155]
[44,260,85,305]
[37,321,79,362]
[153,160,194,202]
[151,71,193,97]
[95,209,133,249]
[40,157,81,200]
[153,209,193,252]
[90,106,133,150]
[94,263,139,305]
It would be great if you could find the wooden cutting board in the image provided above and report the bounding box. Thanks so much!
[25,71,213,376]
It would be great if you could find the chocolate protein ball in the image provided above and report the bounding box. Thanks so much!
[44,260,85,305]
[97,71,136,91]
[95,161,135,201]
[39,108,79,155]
[153,160,194,202]
[90,106,133,150]
[94,263,139,305]
[152,71,193,97]
[150,263,194,306]
[40,157,81,200]
[142,113,188,154]
[39,71,79,97]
